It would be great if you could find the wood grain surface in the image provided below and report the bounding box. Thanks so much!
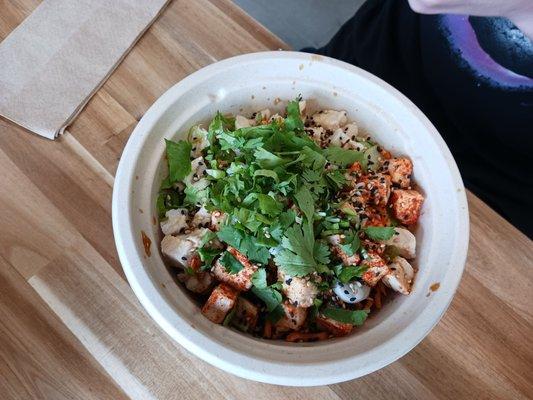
[0,0,532,399]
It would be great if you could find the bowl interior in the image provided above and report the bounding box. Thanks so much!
[113,52,468,385]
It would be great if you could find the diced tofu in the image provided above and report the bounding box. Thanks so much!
[210,210,226,231]
[178,271,214,294]
[201,283,238,324]
[188,126,210,158]
[382,227,416,259]
[212,248,257,291]
[363,174,391,206]
[383,257,415,295]
[275,302,308,333]
[231,297,259,331]
[387,157,413,188]
[316,315,353,336]
[362,206,391,227]
[390,189,424,226]
[160,208,188,235]
[191,206,211,228]
[235,115,255,129]
[278,270,318,308]
[184,157,207,186]
[160,228,209,267]
[312,110,347,131]
[361,252,389,286]
[328,234,360,266]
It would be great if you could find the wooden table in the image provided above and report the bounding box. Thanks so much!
[0,1,531,399]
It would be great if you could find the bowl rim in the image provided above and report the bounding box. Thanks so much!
[112,50,469,386]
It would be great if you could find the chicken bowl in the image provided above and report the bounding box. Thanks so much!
[112,51,469,386]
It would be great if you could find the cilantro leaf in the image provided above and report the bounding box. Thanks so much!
[323,146,364,167]
[257,194,283,216]
[337,265,368,283]
[197,247,221,268]
[364,226,395,241]
[254,169,279,182]
[301,146,326,170]
[284,100,304,132]
[254,148,287,168]
[240,236,270,264]
[274,224,316,276]
[266,304,286,323]
[294,186,315,224]
[216,225,243,249]
[325,169,347,189]
[251,286,282,312]
[322,307,369,326]
[219,251,243,274]
[339,231,361,256]
[251,269,267,289]
[165,139,192,184]
[313,240,331,265]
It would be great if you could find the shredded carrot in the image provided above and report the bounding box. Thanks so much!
[285,331,329,342]
[364,298,374,310]
[374,289,382,309]
[263,320,272,339]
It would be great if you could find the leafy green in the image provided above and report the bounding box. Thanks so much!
[251,286,282,312]
[284,100,304,132]
[216,225,270,264]
[364,226,395,241]
[165,139,192,184]
[251,269,267,289]
[323,146,364,167]
[339,231,361,256]
[254,169,279,182]
[254,148,286,168]
[256,194,283,216]
[294,186,315,223]
[197,247,221,268]
[337,265,368,283]
[322,307,369,326]
[219,251,243,274]
[274,224,316,276]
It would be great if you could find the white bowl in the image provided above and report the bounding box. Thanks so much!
[112,51,469,386]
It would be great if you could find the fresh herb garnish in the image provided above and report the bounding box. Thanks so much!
[322,307,369,326]
[364,226,395,241]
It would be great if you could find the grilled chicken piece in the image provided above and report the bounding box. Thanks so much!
[160,228,209,268]
[381,227,416,259]
[160,208,188,235]
[311,110,347,131]
[278,270,318,308]
[382,257,415,295]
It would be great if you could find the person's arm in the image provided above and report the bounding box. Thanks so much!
[407,0,533,39]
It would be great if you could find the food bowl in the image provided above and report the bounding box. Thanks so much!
[112,51,469,386]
